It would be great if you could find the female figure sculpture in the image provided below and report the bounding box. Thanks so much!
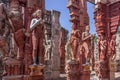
[98,35,107,61]
[70,23,80,60]
[29,9,44,65]
[81,25,93,64]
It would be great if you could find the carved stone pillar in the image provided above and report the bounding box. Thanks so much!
[67,0,91,80]
[44,10,52,80]
[50,10,61,79]
[94,1,120,80]
[44,10,62,80]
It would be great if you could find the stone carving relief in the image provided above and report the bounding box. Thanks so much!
[8,0,25,60]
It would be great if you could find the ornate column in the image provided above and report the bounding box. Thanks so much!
[94,2,109,80]
[94,1,120,80]
[44,10,66,80]
[66,0,91,80]
[50,10,61,79]
[66,0,81,79]
[44,10,52,80]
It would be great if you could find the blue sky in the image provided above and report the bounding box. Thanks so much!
[45,0,96,34]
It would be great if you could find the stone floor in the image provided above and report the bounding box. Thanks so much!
[59,72,120,80]
[0,72,120,80]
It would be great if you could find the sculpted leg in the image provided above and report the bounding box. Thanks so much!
[32,31,38,65]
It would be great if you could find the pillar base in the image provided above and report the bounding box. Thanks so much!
[80,64,91,80]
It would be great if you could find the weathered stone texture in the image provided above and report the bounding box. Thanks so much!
[44,10,67,80]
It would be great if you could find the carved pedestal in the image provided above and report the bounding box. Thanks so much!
[66,60,79,80]
[80,64,90,80]
[29,65,45,80]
